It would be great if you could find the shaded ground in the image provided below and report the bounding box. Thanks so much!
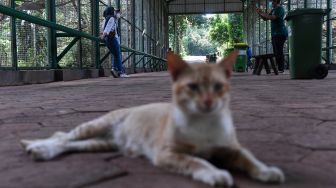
[0,71,336,188]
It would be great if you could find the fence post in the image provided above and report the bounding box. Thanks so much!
[77,0,83,69]
[326,0,332,64]
[131,0,136,73]
[92,0,100,69]
[10,0,17,70]
[46,0,57,69]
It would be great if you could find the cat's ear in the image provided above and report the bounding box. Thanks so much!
[218,50,239,79]
[167,52,190,81]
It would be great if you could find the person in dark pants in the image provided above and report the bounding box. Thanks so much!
[101,7,130,78]
[256,0,288,73]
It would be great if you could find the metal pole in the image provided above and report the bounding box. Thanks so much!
[77,0,83,69]
[258,0,261,55]
[287,0,291,65]
[46,0,57,69]
[159,1,162,58]
[131,0,136,72]
[142,0,145,68]
[153,0,156,57]
[10,0,17,70]
[117,0,121,40]
[326,0,332,64]
[164,1,169,55]
[149,0,152,58]
[91,0,100,69]
[245,1,248,45]
[266,0,268,54]
[173,15,176,52]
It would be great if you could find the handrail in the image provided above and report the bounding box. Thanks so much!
[0,4,97,41]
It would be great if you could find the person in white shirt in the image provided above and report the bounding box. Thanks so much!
[101,6,130,78]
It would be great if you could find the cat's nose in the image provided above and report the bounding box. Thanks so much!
[204,99,213,108]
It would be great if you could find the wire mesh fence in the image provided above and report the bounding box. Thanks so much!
[56,0,78,29]
[0,0,11,68]
[16,21,48,68]
[0,0,168,71]
[57,37,79,68]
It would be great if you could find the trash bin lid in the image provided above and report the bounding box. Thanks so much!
[285,8,330,21]
[233,43,249,48]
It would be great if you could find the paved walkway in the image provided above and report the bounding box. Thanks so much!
[0,71,336,188]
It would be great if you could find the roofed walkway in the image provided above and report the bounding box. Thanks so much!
[1,71,336,188]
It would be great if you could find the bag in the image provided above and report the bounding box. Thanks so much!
[104,16,116,38]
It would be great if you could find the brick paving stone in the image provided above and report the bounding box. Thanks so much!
[287,121,336,150]
[0,71,336,188]
[0,153,126,188]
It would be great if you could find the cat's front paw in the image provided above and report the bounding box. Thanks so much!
[20,139,65,161]
[252,166,285,184]
[193,168,234,187]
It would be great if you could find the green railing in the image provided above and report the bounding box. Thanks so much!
[0,3,167,72]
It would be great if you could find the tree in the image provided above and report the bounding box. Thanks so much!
[228,13,243,44]
[187,15,208,28]
[168,15,188,55]
[183,26,217,55]
[209,15,229,46]
[209,14,244,46]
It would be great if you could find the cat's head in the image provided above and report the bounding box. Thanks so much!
[167,51,238,115]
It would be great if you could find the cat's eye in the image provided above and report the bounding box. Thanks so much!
[187,83,199,91]
[214,83,224,91]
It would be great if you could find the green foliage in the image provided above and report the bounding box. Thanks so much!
[209,15,229,46]
[169,15,219,56]
[168,15,188,55]
[182,26,217,56]
[228,14,243,44]
[187,15,208,28]
[208,13,244,55]
[0,21,11,66]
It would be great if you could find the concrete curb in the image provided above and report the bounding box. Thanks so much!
[0,69,104,86]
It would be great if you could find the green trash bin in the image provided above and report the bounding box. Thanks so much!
[285,9,329,79]
[233,43,248,72]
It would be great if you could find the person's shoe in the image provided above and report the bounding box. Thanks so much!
[120,73,130,78]
[110,69,119,78]
[278,70,284,74]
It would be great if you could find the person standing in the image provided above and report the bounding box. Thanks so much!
[256,0,288,73]
[101,7,130,78]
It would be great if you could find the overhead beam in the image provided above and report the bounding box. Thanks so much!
[168,0,243,15]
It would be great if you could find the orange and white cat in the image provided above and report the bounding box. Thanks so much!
[21,51,284,187]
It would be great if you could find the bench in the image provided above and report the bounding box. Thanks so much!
[252,54,278,75]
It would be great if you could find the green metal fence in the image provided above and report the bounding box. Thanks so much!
[0,0,168,72]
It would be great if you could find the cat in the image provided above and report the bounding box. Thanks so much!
[21,51,285,187]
